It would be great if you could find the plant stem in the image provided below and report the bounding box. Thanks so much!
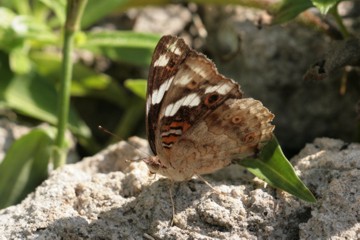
[330,3,350,39]
[54,0,87,168]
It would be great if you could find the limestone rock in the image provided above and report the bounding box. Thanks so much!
[0,137,359,239]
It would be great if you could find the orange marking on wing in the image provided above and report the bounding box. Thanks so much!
[169,121,191,132]
[162,135,179,144]
[161,121,191,147]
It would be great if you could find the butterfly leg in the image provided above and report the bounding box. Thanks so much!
[196,175,225,196]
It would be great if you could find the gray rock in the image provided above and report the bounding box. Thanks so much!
[0,137,359,239]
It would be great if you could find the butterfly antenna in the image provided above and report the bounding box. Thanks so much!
[98,125,120,139]
[98,125,152,159]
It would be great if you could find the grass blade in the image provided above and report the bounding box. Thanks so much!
[0,128,54,209]
[238,136,316,202]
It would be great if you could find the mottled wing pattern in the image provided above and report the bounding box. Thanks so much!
[148,97,274,181]
[168,98,275,178]
[146,36,190,155]
[146,35,274,181]
[147,35,243,156]
[154,48,243,157]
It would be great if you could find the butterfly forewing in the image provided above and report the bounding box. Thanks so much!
[155,51,244,154]
[146,36,190,155]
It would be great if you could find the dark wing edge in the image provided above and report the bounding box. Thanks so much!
[146,35,190,154]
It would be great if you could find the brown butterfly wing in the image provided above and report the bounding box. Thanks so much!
[155,98,274,180]
[154,45,243,158]
[146,35,274,181]
[146,35,190,155]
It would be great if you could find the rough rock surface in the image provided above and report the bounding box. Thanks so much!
[0,137,359,239]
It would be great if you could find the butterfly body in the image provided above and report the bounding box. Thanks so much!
[145,35,274,181]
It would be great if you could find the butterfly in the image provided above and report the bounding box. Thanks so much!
[144,35,274,181]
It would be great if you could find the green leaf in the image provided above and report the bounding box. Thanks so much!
[81,0,128,28]
[124,79,147,99]
[238,136,316,203]
[81,31,160,66]
[9,46,32,74]
[71,74,112,95]
[114,96,145,139]
[10,0,31,15]
[84,31,160,49]
[0,7,16,28]
[0,8,23,51]
[106,47,155,66]
[38,0,66,25]
[311,0,340,14]
[31,51,130,108]
[82,0,171,27]
[0,128,55,209]
[10,15,57,44]
[0,72,91,139]
[272,0,313,24]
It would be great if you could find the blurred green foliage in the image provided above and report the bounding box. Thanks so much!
[273,0,342,23]
[0,0,159,209]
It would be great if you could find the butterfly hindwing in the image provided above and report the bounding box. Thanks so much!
[165,98,274,178]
